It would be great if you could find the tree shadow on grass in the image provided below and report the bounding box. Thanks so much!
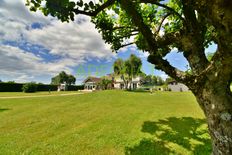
[125,117,212,155]
[0,108,10,112]
[125,138,175,155]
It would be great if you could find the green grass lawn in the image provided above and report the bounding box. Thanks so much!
[0,90,211,155]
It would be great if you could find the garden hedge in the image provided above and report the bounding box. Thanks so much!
[0,83,84,92]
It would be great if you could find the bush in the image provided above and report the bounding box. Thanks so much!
[22,82,38,93]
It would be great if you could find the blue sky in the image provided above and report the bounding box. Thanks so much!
[0,0,217,84]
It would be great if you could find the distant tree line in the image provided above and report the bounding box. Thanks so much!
[0,82,84,92]
[140,74,166,86]
[0,71,81,93]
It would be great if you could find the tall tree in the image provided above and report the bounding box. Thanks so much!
[67,74,76,85]
[113,54,142,89]
[27,0,232,153]
[151,76,158,85]
[113,58,128,89]
[141,75,162,86]
[125,54,142,89]
[145,75,153,85]
[156,76,164,86]
[99,77,112,90]
[51,71,76,85]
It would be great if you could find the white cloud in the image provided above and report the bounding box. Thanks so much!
[0,0,49,24]
[0,0,117,83]
[0,45,85,83]
[0,45,42,71]
[15,75,35,83]
[0,0,50,42]
[0,0,115,62]
[25,18,115,61]
[160,73,168,80]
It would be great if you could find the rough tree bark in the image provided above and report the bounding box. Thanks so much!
[195,89,232,154]
[189,73,232,154]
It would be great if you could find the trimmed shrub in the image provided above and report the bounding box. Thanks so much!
[22,82,38,93]
[0,83,23,92]
[0,82,84,92]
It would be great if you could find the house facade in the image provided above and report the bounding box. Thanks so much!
[83,77,101,90]
[168,81,189,92]
[113,76,141,90]
[83,75,142,90]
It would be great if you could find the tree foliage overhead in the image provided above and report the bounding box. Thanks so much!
[26,0,232,85]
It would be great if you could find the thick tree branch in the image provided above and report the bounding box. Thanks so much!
[155,13,171,35]
[118,32,139,39]
[140,0,209,74]
[139,0,185,21]
[179,0,209,74]
[112,26,137,31]
[181,0,198,32]
[121,1,157,51]
[120,0,191,83]
[118,42,136,49]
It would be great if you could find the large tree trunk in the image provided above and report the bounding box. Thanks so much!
[124,80,128,90]
[192,82,232,155]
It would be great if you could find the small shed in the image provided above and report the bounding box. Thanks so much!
[57,83,67,91]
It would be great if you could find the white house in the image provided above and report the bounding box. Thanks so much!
[83,77,101,90]
[168,81,189,92]
[83,75,142,90]
[113,76,141,90]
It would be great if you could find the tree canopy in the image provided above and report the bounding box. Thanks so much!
[113,54,142,89]
[140,74,165,86]
[51,71,76,85]
[98,77,112,90]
